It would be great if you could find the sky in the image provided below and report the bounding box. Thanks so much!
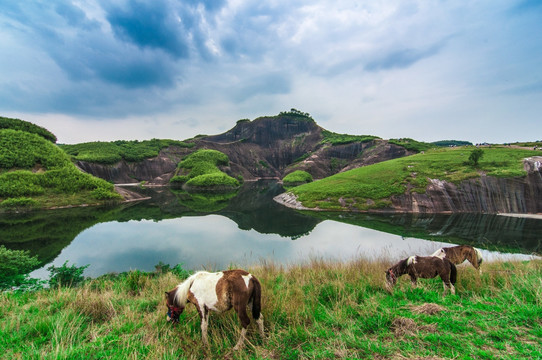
[1,0,541,145]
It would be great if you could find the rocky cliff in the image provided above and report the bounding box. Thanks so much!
[76,115,414,184]
[388,157,542,214]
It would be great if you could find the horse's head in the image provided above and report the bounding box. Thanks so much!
[165,290,184,324]
[385,268,397,290]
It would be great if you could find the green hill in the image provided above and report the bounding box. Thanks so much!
[0,119,121,211]
[286,146,540,211]
[0,116,57,143]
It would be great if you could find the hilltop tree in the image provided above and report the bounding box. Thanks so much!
[468,148,484,166]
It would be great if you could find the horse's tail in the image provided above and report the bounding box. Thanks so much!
[250,276,262,320]
[449,262,457,285]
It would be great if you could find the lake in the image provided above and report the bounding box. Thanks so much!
[0,180,540,279]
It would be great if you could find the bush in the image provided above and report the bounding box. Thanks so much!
[185,173,240,187]
[0,246,41,290]
[283,170,313,185]
[48,261,89,288]
[468,148,484,166]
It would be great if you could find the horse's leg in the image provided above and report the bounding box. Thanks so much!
[233,296,250,351]
[200,306,210,348]
[256,314,265,339]
[409,275,417,288]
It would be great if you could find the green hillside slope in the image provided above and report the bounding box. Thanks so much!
[287,146,539,210]
[0,125,121,211]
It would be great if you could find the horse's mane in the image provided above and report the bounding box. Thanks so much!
[174,272,203,306]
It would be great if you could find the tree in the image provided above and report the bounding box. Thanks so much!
[469,148,484,166]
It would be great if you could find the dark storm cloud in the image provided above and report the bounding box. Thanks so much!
[106,0,190,59]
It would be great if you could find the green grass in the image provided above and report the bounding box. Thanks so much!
[289,146,540,210]
[1,259,540,359]
[60,139,195,164]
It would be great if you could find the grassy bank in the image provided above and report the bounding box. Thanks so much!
[1,259,541,359]
[289,146,540,210]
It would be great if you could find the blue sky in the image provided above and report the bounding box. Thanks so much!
[1,0,541,144]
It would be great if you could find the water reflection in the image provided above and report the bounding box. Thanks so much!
[0,180,540,279]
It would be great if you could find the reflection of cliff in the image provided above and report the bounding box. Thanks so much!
[218,181,320,238]
[314,212,542,255]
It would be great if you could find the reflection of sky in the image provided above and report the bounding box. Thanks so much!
[30,215,540,279]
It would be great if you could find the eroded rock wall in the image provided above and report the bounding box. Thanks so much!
[389,157,542,214]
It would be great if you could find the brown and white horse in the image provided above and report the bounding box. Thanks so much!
[385,256,457,295]
[431,245,483,274]
[165,269,264,350]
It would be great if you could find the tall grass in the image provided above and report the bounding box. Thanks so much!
[1,259,541,359]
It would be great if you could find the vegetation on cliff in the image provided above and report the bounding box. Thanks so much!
[1,258,540,359]
[287,146,540,211]
[321,130,380,146]
[0,125,121,211]
[170,149,240,189]
[60,139,194,164]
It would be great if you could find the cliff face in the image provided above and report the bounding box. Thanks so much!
[388,157,542,214]
[76,115,413,183]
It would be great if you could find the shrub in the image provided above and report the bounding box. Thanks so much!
[185,173,240,187]
[0,246,41,290]
[283,170,313,185]
[48,261,89,288]
[468,148,484,166]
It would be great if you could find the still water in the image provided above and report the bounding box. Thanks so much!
[1,181,540,279]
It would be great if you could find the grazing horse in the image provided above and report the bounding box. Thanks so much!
[385,256,457,295]
[165,269,264,351]
[431,245,483,274]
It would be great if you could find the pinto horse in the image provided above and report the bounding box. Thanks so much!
[385,256,457,295]
[165,269,264,350]
[431,245,483,274]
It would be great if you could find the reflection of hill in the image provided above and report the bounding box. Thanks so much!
[311,212,542,255]
[218,181,320,238]
[0,182,321,267]
[0,206,128,264]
